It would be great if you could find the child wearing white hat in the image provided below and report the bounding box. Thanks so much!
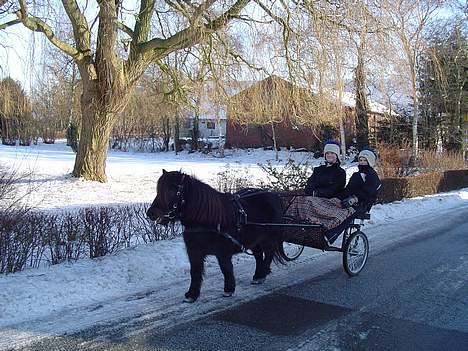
[339,148,381,211]
[305,141,346,198]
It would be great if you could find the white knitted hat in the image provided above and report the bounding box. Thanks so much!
[324,143,341,161]
[358,149,377,167]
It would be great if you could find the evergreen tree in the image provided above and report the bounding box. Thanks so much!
[419,23,467,152]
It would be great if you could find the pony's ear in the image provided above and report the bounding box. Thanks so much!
[162,169,167,174]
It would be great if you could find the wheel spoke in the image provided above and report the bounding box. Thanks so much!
[282,242,304,260]
[346,233,368,273]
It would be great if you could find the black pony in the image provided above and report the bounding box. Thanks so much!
[147,170,284,303]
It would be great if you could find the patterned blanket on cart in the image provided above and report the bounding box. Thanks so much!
[283,196,355,231]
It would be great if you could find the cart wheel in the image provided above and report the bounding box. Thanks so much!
[280,242,304,261]
[343,231,369,276]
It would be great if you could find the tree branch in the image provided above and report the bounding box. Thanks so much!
[118,21,134,38]
[214,32,269,74]
[61,0,91,54]
[95,0,123,103]
[191,0,217,25]
[140,0,250,56]
[129,0,155,61]
[133,0,155,43]
[15,2,82,60]
[164,0,190,17]
[253,0,288,29]
[205,0,250,32]
[0,18,20,30]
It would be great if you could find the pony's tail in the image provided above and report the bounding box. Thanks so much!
[272,230,288,265]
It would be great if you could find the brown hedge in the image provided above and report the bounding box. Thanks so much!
[377,169,468,204]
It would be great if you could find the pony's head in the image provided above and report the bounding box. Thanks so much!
[147,170,187,225]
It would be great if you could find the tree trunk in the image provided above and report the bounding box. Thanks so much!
[72,89,114,182]
[411,84,419,162]
[409,49,419,162]
[67,65,77,147]
[191,95,201,151]
[162,117,170,151]
[217,118,224,158]
[355,39,369,150]
[339,117,346,161]
[447,67,464,152]
[174,110,180,155]
[271,121,278,161]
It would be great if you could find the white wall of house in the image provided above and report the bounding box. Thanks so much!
[198,118,226,138]
[179,117,226,139]
[178,80,252,140]
[180,100,227,139]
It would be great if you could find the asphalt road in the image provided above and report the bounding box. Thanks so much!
[7,208,468,351]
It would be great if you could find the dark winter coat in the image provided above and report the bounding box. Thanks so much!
[340,165,381,211]
[305,163,346,199]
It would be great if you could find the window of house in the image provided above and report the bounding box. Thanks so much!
[206,121,216,129]
[183,119,192,129]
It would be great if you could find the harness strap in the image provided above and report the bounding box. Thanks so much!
[232,194,247,227]
[162,174,186,220]
[235,188,269,199]
[219,231,249,254]
[185,225,250,254]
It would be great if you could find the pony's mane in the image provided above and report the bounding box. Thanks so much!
[182,172,234,228]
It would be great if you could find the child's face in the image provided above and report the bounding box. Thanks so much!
[358,157,368,165]
[325,152,337,163]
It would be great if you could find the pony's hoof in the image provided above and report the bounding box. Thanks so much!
[183,297,197,303]
[251,278,266,285]
[222,291,234,297]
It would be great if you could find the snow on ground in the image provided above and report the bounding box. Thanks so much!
[0,140,330,210]
[0,140,467,349]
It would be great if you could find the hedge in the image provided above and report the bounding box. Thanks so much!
[377,169,468,203]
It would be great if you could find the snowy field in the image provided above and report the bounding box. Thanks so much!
[0,140,330,210]
[0,140,467,349]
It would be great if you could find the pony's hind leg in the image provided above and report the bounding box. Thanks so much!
[251,249,267,284]
[251,247,274,284]
[185,249,205,303]
[216,254,235,297]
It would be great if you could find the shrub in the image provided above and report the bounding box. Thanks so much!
[376,143,413,178]
[376,144,467,178]
[0,211,44,273]
[419,150,466,172]
[258,158,312,192]
[213,165,255,193]
[377,169,468,203]
[0,204,182,274]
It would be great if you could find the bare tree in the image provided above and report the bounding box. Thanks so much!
[1,0,253,182]
[382,0,443,162]
[0,77,32,145]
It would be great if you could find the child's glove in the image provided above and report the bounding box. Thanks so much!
[341,195,358,208]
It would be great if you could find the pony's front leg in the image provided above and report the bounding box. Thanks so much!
[185,249,205,303]
[216,254,235,297]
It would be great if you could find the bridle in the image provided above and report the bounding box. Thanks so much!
[160,174,186,222]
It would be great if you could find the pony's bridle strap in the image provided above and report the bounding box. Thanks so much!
[164,174,186,221]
